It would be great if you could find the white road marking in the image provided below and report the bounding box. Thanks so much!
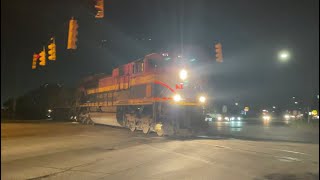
[276,156,302,162]
[76,135,106,138]
[195,138,310,156]
[192,141,232,149]
[214,145,232,149]
[196,135,209,138]
[192,141,308,163]
[272,149,309,155]
[145,144,213,164]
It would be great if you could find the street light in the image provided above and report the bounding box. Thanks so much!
[278,50,290,62]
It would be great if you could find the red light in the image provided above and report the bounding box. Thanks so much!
[175,83,183,89]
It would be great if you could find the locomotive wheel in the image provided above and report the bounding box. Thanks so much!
[155,123,164,136]
[81,117,86,124]
[142,118,151,134]
[86,118,91,125]
[129,121,136,132]
[142,124,150,134]
[74,116,78,122]
[156,129,164,136]
[89,117,95,125]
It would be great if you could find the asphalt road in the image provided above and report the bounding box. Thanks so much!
[1,121,319,180]
[207,118,319,144]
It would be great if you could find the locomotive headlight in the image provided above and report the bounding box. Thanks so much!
[179,69,188,80]
[173,94,182,102]
[199,96,206,103]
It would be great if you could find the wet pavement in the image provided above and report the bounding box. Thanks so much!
[1,121,319,180]
[206,118,319,144]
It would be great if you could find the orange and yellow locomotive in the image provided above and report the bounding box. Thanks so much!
[76,53,208,136]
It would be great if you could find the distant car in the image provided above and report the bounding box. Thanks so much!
[228,115,242,121]
[205,114,224,122]
[216,114,224,121]
[205,114,239,122]
[217,114,243,121]
[205,114,213,122]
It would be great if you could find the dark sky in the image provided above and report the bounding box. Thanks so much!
[1,0,319,107]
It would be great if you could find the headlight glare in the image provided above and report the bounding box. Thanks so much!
[179,69,188,80]
[173,94,182,102]
[199,96,206,103]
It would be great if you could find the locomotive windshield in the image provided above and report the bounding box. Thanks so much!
[148,58,172,69]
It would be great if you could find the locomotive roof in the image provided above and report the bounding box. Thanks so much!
[81,53,164,83]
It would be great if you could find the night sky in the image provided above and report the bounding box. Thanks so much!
[1,0,319,108]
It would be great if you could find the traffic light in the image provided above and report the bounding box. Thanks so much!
[95,0,104,18]
[32,53,39,69]
[215,43,223,63]
[48,38,56,60]
[39,47,46,66]
[67,18,78,49]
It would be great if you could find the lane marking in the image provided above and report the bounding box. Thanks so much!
[194,141,308,163]
[195,139,311,156]
[276,156,302,162]
[193,141,232,149]
[194,141,305,163]
[271,149,309,156]
[76,135,114,138]
[145,144,213,164]
[141,143,260,179]
[213,145,232,149]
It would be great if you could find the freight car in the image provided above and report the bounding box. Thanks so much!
[74,53,208,136]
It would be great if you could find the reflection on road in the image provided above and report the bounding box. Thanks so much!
[216,121,223,131]
[212,121,244,132]
[284,119,290,125]
[207,119,319,143]
[263,119,271,128]
[230,121,242,132]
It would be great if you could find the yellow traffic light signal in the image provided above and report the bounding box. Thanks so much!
[67,18,78,49]
[39,47,46,66]
[95,0,104,18]
[48,38,56,60]
[215,43,223,63]
[32,53,39,69]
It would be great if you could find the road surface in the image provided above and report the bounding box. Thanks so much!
[207,118,319,144]
[1,121,319,180]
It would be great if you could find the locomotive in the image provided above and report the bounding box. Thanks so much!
[74,53,208,136]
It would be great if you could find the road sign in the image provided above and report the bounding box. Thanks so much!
[222,105,227,113]
[244,107,249,112]
[312,110,318,116]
